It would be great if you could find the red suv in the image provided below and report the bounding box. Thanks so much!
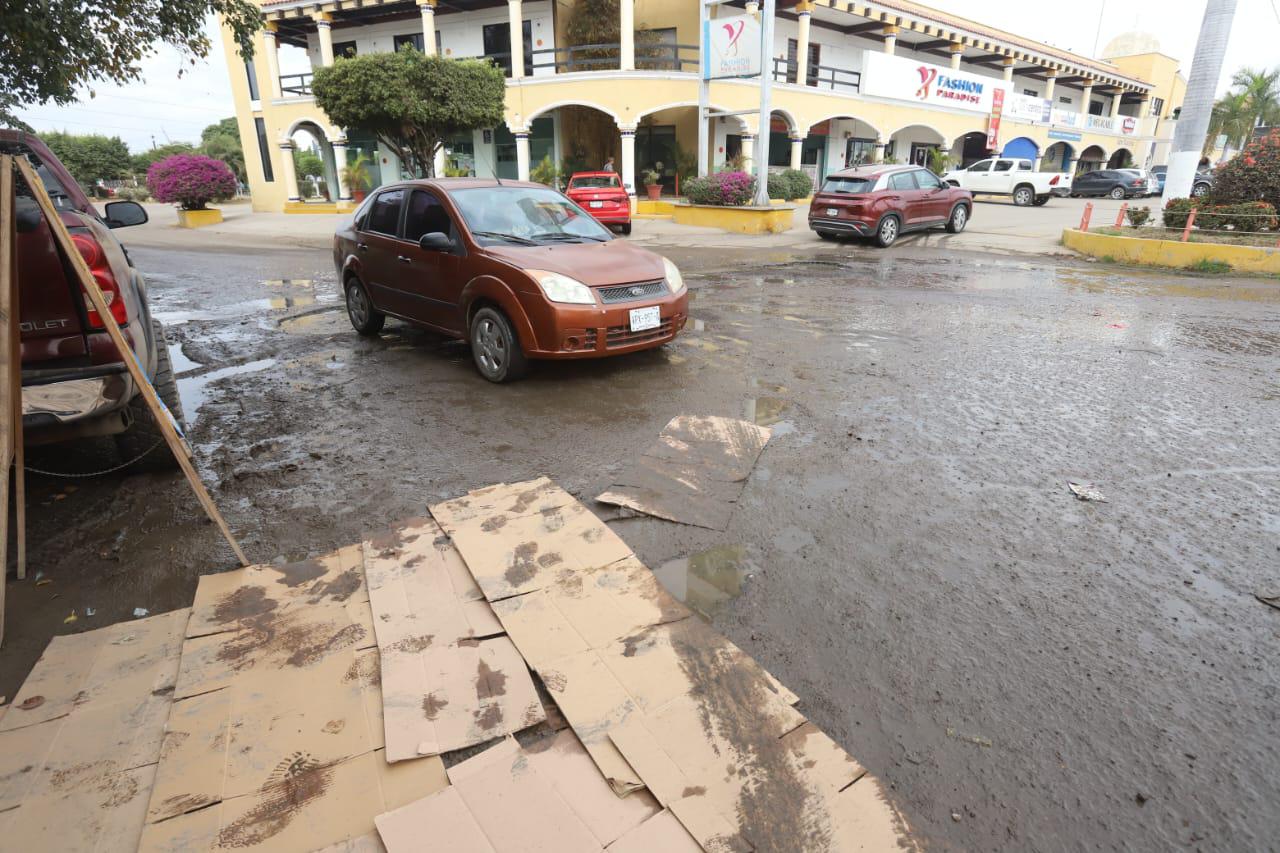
[564,172,631,234]
[809,165,973,248]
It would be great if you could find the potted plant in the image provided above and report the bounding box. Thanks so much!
[342,154,372,202]
[641,168,662,200]
[146,153,237,228]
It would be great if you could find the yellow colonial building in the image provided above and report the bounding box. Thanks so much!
[220,0,1188,213]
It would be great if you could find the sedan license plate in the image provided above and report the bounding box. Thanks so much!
[629,306,660,332]
[826,207,838,216]
[589,201,604,209]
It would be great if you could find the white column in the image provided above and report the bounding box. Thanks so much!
[1110,92,1123,118]
[515,130,531,180]
[508,0,524,79]
[331,138,351,200]
[315,13,335,67]
[264,24,283,99]
[418,1,437,55]
[740,134,755,173]
[883,26,897,55]
[433,146,446,177]
[279,141,300,201]
[1043,71,1057,104]
[620,127,637,207]
[1002,57,1014,82]
[620,0,635,71]
[796,3,812,84]
[789,135,803,169]
[745,0,759,13]
[1081,81,1094,112]
[873,139,886,163]
[949,43,963,70]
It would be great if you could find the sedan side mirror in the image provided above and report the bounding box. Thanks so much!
[419,231,453,251]
[103,200,148,228]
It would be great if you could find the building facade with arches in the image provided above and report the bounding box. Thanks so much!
[221,0,1187,213]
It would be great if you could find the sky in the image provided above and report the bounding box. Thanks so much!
[13,0,1280,153]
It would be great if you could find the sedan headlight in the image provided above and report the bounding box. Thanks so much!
[527,270,596,305]
[662,257,684,294]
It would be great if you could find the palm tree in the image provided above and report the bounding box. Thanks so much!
[1229,66,1280,129]
[1206,91,1254,155]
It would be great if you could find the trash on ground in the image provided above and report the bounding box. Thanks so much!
[132,607,149,617]
[1068,481,1107,502]
[62,611,77,624]
[595,415,772,530]
[85,607,96,617]
[946,726,994,748]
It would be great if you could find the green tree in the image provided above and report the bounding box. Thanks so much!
[131,143,197,176]
[0,0,261,127]
[311,48,505,177]
[1207,91,1254,154]
[294,148,325,179]
[42,131,132,186]
[200,117,245,181]
[201,118,240,145]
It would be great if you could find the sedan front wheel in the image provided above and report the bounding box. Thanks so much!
[470,306,528,383]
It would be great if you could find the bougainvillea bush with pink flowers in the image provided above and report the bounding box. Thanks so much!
[682,170,756,206]
[1212,128,1280,211]
[147,154,237,210]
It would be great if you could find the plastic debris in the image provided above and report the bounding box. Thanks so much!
[946,727,993,748]
[63,611,78,624]
[1068,481,1107,502]
[35,578,52,587]
[133,607,150,618]
[85,607,96,617]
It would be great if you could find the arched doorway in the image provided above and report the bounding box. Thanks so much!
[289,121,337,203]
[1077,145,1107,174]
[767,109,798,171]
[1001,136,1039,162]
[888,124,945,168]
[1041,141,1075,172]
[1107,148,1134,169]
[806,116,880,177]
[951,131,989,168]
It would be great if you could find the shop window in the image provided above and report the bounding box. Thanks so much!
[254,117,273,182]
[244,59,259,101]
[394,33,423,53]
[1151,97,1164,116]
[1022,88,1038,97]
[334,40,357,58]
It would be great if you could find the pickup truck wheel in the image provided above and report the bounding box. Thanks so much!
[873,215,899,248]
[114,320,184,473]
[346,277,385,336]
[1012,185,1034,206]
[1032,195,1050,206]
[1108,186,1126,200]
[945,204,968,233]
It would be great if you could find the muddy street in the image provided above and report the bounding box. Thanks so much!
[5,239,1279,850]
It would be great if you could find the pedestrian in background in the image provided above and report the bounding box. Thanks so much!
[603,155,616,172]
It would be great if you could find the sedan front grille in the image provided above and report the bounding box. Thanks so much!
[597,280,668,304]
[606,318,673,348]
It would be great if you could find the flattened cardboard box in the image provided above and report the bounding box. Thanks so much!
[0,608,189,852]
[375,732,699,853]
[362,518,544,761]
[596,416,772,530]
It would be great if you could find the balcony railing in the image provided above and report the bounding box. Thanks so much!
[280,73,313,96]
[529,42,698,74]
[771,58,861,93]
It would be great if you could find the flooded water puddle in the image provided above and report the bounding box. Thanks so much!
[279,309,346,335]
[178,359,277,424]
[168,345,202,375]
[652,545,752,619]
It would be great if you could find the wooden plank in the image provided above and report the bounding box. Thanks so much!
[14,157,248,567]
[0,155,13,643]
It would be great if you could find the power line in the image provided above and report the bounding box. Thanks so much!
[69,91,234,114]
[18,113,202,139]
[22,104,211,128]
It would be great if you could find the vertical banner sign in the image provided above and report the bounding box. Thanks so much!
[703,13,762,79]
[987,88,1005,150]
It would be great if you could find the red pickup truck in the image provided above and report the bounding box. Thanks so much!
[2,129,183,471]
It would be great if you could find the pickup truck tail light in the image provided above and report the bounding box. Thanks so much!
[70,234,128,329]
[1049,175,1060,186]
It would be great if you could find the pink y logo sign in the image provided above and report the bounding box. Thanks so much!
[721,20,746,56]
[915,66,936,100]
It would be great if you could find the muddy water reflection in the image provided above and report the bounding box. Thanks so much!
[652,545,751,618]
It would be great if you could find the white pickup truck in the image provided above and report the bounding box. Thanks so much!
[942,157,1069,206]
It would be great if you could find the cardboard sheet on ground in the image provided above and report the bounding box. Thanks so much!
[434,478,917,851]
[595,415,772,530]
[375,732,698,853]
[0,609,189,852]
[144,547,449,851]
[362,517,544,761]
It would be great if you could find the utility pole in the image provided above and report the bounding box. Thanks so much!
[1163,0,1236,205]
[751,0,776,207]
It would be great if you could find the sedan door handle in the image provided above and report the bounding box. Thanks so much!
[397,255,411,264]
[357,242,368,251]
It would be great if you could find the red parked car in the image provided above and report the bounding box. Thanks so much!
[565,172,631,235]
[809,165,973,248]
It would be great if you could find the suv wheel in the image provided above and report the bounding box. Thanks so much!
[945,204,968,233]
[1013,185,1034,206]
[470,306,527,383]
[1109,186,1126,200]
[1191,182,1209,197]
[874,215,899,248]
[114,319,184,473]
[346,277,385,336]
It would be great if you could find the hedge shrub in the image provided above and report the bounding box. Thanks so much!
[683,171,756,206]
[1161,196,1277,231]
[780,168,813,199]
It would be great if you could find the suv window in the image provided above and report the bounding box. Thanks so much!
[993,160,1014,172]
[404,190,454,242]
[1017,160,1033,171]
[888,172,917,191]
[366,189,404,236]
[914,170,943,190]
[968,159,992,171]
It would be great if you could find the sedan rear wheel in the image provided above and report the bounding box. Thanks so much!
[874,215,899,248]
[470,306,527,383]
[1109,186,1126,200]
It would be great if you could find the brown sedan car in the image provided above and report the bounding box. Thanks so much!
[334,179,688,382]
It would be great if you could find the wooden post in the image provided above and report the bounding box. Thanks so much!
[0,155,12,643]
[1182,208,1197,242]
[1079,202,1093,231]
[1114,202,1128,228]
[15,158,249,567]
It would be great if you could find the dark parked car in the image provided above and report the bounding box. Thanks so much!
[333,179,688,383]
[1070,169,1150,199]
[809,165,973,247]
[1150,165,1212,197]
[1,129,183,471]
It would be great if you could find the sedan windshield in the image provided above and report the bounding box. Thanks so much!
[822,177,876,194]
[451,187,612,244]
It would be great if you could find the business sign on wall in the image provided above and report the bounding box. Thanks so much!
[1048,129,1082,142]
[703,14,761,80]
[861,52,1002,114]
[986,89,1005,150]
[1004,92,1052,124]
